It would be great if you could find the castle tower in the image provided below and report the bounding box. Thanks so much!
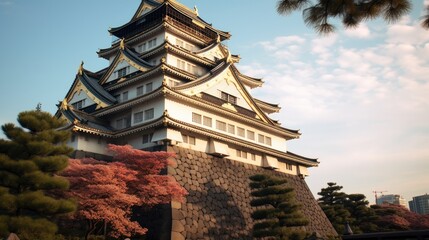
[57,0,337,239]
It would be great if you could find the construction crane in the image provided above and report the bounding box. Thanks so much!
[373,190,388,204]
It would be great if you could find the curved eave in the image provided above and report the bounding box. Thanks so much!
[166,41,216,66]
[71,115,166,138]
[123,47,154,68]
[231,65,264,89]
[173,61,229,90]
[228,64,277,126]
[102,62,197,92]
[172,60,279,127]
[164,87,301,139]
[78,73,117,104]
[254,98,281,114]
[99,21,166,60]
[164,115,318,167]
[104,65,162,91]
[110,2,230,41]
[95,85,165,117]
[166,1,230,40]
[193,41,221,54]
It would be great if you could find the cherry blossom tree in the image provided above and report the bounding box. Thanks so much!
[62,144,187,239]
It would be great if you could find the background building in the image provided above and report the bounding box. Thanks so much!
[376,194,408,208]
[409,194,429,214]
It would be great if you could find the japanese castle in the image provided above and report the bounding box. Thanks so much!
[57,0,318,176]
[56,1,336,238]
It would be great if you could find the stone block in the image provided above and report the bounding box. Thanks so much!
[172,220,185,232]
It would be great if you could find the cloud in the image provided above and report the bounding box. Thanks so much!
[239,16,429,202]
[344,23,371,39]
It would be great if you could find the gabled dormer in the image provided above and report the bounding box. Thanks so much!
[63,62,117,112]
[174,58,280,127]
[99,40,154,85]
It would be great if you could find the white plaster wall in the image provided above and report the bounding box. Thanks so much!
[165,33,198,51]
[124,132,158,150]
[133,32,165,54]
[131,98,165,126]
[166,54,206,77]
[165,99,287,152]
[69,89,96,107]
[106,60,139,83]
[75,135,109,155]
[111,75,163,103]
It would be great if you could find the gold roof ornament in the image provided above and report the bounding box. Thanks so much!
[194,5,199,16]
[77,61,84,76]
[226,49,233,64]
[119,38,125,50]
[60,98,68,111]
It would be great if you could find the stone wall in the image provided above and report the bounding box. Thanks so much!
[167,146,337,240]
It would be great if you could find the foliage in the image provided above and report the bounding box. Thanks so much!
[318,182,429,235]
[249,174,309,240]
[317,182,352,234]
[62,144,187,239]
[0,110,76,239]
[108,144,188,207]
[276,0,428,34]
[371,204,429,231]
[318,183,377,234]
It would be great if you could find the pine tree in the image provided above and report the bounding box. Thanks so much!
[317,182,352,234]
[0,110,76,240]
[249,174,309,240]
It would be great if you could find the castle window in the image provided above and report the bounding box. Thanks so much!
[116,119,124,129]
[266,137,272,146]
[139,43,146,52]
[182,134,196,145]
[247,130,255,140]
[221,92,237,105]
[251,153,256,161]
[176,39,184,48]
[134,111,143,123]
[228,124,235,134]
[203,116,212,127]
[116,116,131,129]
[137,86,144,96]
[148,38,157,48]
[185,43,194,51]
[142,133,153,144]
[145,82,153,93]
[216,120,227,131]
[237,127,245,137]
[236,150,247,159]
[168,79,180,87]
[117,67,127,78]
[192,113,202,124]
[144,108,154,120]
[72,99,85,109]
[186,63,197,75]
[177,59,186,70]
[258,134,265,143]
[285,163,293,171]
[122,91,128,101]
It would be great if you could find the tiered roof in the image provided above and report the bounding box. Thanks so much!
[57,0,318,168]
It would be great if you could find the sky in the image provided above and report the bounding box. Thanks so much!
[0,0,428,205]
